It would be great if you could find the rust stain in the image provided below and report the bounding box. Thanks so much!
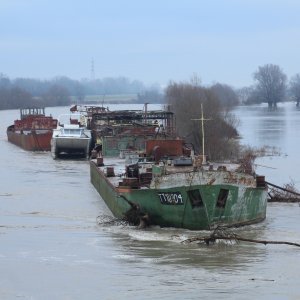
[207,178,216,185]
[117,187,133,193]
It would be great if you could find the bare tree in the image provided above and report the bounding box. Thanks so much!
[210,83,239,110]
[0,87,35,109]
[137,89,164,103]
[289,74,300,107]
[253,64,287,109]
[236,86,253,104]
[42,85,71,107]
[165,82,239,160]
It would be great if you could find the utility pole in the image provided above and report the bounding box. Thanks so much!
[191,103,211,164]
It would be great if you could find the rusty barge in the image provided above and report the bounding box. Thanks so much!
[7,108,58,151]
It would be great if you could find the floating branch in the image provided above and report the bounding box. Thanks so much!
[183,235,300,248]
[182,227,300,248]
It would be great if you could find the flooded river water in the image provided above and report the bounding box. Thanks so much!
[0,103,299,299]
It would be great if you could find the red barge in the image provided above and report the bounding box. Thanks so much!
[7,108,58,151]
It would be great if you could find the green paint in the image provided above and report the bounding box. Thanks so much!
[90,161,268,230]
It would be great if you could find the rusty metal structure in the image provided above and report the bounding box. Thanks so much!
[7,108,58,151]
[75,105,177,156]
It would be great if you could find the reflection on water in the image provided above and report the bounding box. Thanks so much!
[245,106,287,147]
[237,105,287,148]
[0,104,300,299]
[236,102,300,189]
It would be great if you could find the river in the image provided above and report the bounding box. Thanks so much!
[0,103,299,300]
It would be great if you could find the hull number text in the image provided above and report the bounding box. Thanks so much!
[158,192,184,205]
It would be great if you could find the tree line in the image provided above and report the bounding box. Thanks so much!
[1,63,300,111]
[0,74,147,110]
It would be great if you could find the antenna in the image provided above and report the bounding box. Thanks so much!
[91,58,95,80]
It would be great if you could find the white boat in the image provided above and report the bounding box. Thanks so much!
[51,114,92,159]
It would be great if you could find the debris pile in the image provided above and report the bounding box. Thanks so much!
[182,226,300,248]
[267,180,300,202]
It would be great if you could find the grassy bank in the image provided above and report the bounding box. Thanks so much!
[71,94,138,104]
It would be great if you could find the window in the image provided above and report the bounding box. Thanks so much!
[216,189,229,208]
[188,189,203,208]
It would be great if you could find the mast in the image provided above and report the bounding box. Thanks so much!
[144,102,148,124]
[191,103,211,164]
[201,103,206,164]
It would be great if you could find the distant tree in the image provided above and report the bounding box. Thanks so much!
[0,74,148,109]
[165,82,239,160]
[210,83,239,110]
[190,73,201,86]
[236,86,252,104]
[78,77,145,95]
[74,82,86,103]
[0,73,11,89]
[42,85,71,107]
[13,78,46,96]
[0,74,147,104]
[289,74,300,107]
[0,87,34,109]
[237,86,264,105]
[137,89,164,103]
[253,64,287,108]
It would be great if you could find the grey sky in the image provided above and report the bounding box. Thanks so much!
[1,0,300,87]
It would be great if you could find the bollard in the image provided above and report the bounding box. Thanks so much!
[91,149,97,159]
[96,157,104,166]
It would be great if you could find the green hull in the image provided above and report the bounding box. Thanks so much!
[90,161,267,230]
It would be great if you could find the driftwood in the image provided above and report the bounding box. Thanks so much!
[266,180,300,202]
[183,235,300,248]
[96,195,150,229]
[182,227,300,248]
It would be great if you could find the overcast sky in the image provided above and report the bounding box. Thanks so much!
[1,0,300,87]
